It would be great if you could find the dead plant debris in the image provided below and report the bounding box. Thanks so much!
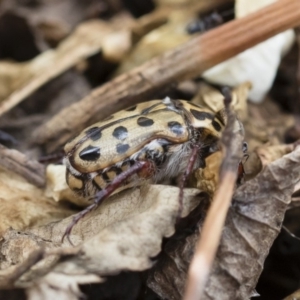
[1,1,300,300]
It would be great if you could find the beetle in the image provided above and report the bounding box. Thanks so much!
[62,97,226,241]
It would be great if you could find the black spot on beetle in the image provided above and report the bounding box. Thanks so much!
[79,145,101,161]
[85,127,102,141]
[92,180,103,191]
[168,121,184,135]
[190,109,213,121]
[112,126,128,140]
[116,143,130,154]
[125,105,137,111]
[111,166,123,175]
[102,172,109,182]
[137,117,154,127]
[212,120,222,132]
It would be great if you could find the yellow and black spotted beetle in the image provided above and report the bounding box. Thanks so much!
[63,97,226,241]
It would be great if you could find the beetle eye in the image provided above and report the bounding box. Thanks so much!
[79,145,101,161]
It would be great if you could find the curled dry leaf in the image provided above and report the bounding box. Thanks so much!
[148,146,300,300]
[253,142,297,168]
[189,151,222,197]
[45,164,87,207]
[245,142,298,179]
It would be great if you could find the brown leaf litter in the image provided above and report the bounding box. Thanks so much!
[1,1,300,299]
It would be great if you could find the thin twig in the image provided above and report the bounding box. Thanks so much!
[183,90,244,300]
[31,0,300,152]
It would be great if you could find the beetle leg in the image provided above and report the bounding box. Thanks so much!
[62,161,147,244]
[237,142,249,184]
[177,144,201,219]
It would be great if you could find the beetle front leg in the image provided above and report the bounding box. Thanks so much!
[62,161,148,244]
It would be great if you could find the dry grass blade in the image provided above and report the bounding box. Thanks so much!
[184,92,244,300]
[31,0,300,152]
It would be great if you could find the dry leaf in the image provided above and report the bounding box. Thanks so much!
[0,185,207,295]
[254,143,297,168]
[245,97,295,151]
[45,164,85,206]
[243,143,298,180]
[0,166,73,237]
[148,146,300,299]
[115,10,196,75]
[0,1,298,298]
[190,151,222,196]
[27,273,101,300]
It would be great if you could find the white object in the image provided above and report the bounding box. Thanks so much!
[202,0,295,103]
